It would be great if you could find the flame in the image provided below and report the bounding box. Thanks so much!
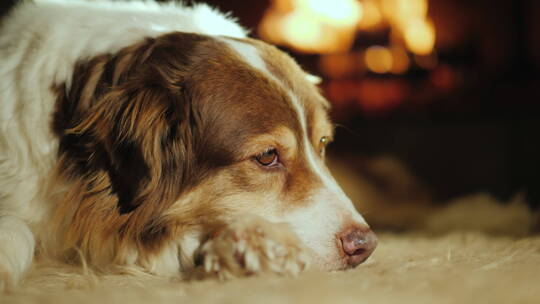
[357,0,383,29]
[403,18,435,55]
[259,0,363,53]
[281,11,324,49]
[389,45,410,74]
[260,0,436,71]
[365,46,393,73]
[382,0,428,25]
[297,0,363,27]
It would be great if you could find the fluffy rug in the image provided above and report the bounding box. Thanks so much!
[1,231,538,304]
[2,158,539,303]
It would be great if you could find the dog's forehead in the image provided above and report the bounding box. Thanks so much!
[182,35,333,155]
[208,37,331,134]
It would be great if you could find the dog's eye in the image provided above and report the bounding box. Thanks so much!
[255,148,279,167]
[319,136,330,155]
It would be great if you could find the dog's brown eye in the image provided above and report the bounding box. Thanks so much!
[256,148,279,167]
[319,136,330,155]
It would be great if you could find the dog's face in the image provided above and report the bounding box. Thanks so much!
[52,32,376,271]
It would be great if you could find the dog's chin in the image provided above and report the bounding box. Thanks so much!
[302,247,346,271]
[307,245,374,271]
[310,256,351,272]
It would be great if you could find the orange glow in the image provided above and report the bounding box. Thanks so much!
[403,19,436,55]
[298,0,363,27]
[319,53,359,78]
[365,46,393,74]
[389,45,410,74]
[415,52,438,70]
[274,0,295,11]
[281,11,324,49]
[381,0,435,55]
[259,10,286,44]
[382,0,428,26]
[357,79,406,112]
[258,0,363,53]
[358,0,383,30]
[260,0,437,72]
[430,64,455,90]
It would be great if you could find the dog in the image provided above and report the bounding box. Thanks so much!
[0,0,377,288]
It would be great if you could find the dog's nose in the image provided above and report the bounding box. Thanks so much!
[339,228,377,267]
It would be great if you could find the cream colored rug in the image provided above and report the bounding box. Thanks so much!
[2,158,539,303]
[2,231,539,304]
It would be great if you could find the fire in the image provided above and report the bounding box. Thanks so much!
[259,0,436,72]
[389,45,410,74]
[259,0,363,53]
[297,0,363,27]
[365,46,393,74]
[357,0,383,29]
[381,0,428,26]
[281,11,323,49]
[403,19,435,55]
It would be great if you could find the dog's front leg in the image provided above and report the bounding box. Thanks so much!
[0,215,35,291]
[195,215,309,280]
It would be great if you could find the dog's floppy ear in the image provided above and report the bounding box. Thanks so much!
[50,33,214,258]
[66,72,194,215]
[55,34,206,216]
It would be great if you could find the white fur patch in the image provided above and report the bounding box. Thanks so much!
[306,74,322,85]
[220,38,271,76]
[178,231,202,271]
[0,216,35,290]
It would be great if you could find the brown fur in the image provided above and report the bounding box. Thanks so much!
[48,32,334,271]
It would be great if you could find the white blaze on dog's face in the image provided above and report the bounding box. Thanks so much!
[175,37,378,270]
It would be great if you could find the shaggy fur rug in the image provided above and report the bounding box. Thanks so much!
[1,231,539,304]
[2,158,539,303]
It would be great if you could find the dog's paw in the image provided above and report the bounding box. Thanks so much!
[0,216,35,292]
[197,215,309,279]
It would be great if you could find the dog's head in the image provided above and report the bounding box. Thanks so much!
[53,32,376,271]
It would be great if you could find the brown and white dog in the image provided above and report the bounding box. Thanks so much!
[0,0,376,288]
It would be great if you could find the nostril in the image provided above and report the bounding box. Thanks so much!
[352,248,366,256]
[339,228,378,267]
[340,230,370,256]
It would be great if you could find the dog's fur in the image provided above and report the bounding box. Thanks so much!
[0,0,376,288]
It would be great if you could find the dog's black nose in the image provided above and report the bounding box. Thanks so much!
[339,228,377,267]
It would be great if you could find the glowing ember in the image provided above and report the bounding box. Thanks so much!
[365,46,393,74]
[281,11,323,49]
[259,0,437,73]
[403,19,436,55]
[319,53,359,78]
[298,0,363,27]
[382,0,428,26]
[259,0,363,53]
[357,0,383,29]
[389,45,410,74]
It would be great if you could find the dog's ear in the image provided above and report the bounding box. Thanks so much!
[66,76,194,215]
[51,33,214,257]
[54,35,205,216]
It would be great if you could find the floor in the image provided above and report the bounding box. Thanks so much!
[2,230,539,304]
[2,158,539,303]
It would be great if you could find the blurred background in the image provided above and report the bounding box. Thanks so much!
[195,0,540,233]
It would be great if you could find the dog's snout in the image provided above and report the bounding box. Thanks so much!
[339,228,377,268]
